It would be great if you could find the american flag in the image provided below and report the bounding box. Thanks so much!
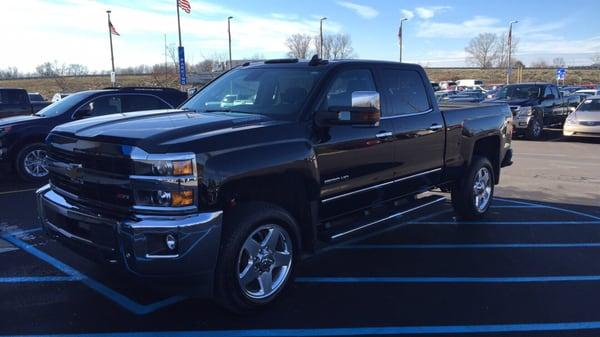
[109,21,120,36]
[178,0,191,14]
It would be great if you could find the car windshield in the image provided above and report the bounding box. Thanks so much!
[34,91,93,117]
[577,99,600,112]
[496,85,544,100]
[181,67,325,120]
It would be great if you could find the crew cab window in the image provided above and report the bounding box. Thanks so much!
[551,86,560,99]
[381,69,431,116]
[123,95,171,112]
[320,69,376,110]
[82,95,122,117]
[1,90,27,105]
[544,86,553,98]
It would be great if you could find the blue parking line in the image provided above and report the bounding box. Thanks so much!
[490,205,544,208]
[14,321,600,336]
[341,242,600,249]
[0,276,81,283]
[1,233,186,315]
[296,275,600,283]
[494,197,600,220]
[408,221,600,225]
[4,227,43,237]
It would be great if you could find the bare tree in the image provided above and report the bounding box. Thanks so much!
[285,34,313,59]
[313,34,332,59]
[465,33,498,68]
[0,67,20,79]
[591,54,600,66]
[552,57,566,68]
[330,33,355,59]
[530,59,549,68]
[66,64,89,76]
[495,32,519,68]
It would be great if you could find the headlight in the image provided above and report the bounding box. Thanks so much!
[565,113,577,125]
[135,190,194,207]
[135,159,194,176]
[517,106,533,117]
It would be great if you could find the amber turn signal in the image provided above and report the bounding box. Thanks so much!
[173,160,193,176]
[172,190,194,207]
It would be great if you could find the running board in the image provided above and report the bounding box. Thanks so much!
[327,195,446,241]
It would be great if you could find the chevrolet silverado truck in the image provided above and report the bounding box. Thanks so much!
[0,88,51,118]
[36,58,513,312]
[486,83,579,139]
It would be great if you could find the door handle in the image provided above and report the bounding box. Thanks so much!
[375,131,393,139]
[428,124,443,131]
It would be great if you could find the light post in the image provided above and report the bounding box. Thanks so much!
[399,17,408,63]
[228,16,234,69]
[319,17,327,58]
[507,20,518,84]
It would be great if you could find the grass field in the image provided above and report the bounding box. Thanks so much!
[1,68,599,100]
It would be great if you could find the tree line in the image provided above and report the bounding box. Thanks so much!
[285,33,356,60]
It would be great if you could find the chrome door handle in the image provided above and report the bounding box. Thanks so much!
[376,131,393,139]
[428,124,443,131]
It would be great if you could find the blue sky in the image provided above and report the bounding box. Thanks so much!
[2,0,599,72]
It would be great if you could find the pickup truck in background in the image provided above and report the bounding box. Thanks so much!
[486,83,579,139]
[37,58,513,312]
[0,88,51,117]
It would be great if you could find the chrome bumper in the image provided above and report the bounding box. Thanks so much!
[513,115,533,129]
[36,184,223,278]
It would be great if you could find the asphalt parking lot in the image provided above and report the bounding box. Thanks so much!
[2,130,600,337]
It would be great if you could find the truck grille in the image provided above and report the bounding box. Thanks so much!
[47,146,133,212]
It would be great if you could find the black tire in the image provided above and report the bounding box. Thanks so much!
[526,116,543,140]
[15,143,49,183]
[214,202,301,313]
[451,156,495,221]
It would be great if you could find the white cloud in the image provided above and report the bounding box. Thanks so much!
[401,9,414,20]
[0,0,343,72]
[336,1,379,19]
[414,6,451,19]
[416,16,504,38]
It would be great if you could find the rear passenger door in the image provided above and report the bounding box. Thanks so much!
[377,66,445,191]
[122,94,172,112]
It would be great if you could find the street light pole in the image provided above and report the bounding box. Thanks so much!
[228,16,234,69]
[320,17,327,59]
[399,17,408,63]
[507,20,518,85]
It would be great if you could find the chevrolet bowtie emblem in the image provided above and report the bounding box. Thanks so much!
[65,163,84,184]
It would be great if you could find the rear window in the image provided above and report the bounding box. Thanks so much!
[1,89,27,105]
[381,69,431,116]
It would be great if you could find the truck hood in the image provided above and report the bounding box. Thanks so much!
[52,109,275,148]
[0,114,43,127]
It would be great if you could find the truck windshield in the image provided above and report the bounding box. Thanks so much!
[35,91,93,117]
[181,67,325,120]
[496,85,544,100]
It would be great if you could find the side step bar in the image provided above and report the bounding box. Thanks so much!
[329,195,446,241]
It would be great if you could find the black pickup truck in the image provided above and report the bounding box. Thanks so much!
[486,83,579,139]
[36,59,513,312]
[0,88,51,117]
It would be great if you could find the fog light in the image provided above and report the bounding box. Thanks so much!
[165,234,176,250]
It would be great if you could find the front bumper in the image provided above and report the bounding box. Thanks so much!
[512,115,533,130]
[563,123,600,137]
[36,184,223,280]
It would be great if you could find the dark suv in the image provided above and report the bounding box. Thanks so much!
[0,87,187,182]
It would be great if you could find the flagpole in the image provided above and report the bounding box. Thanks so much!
[176,1,182,47]
[107,10,116,86]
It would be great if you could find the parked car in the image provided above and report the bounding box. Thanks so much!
[0,87,187,182]
[575,89,600,96]
[563,96,600,138]
[486,82,579,139]
[36,58,513,312]
[456,79,484,88]
[446,90,487,103]
[439,81,457,90]
[0,88,51,118]
[51,93,73,102]
[28,92,46,102]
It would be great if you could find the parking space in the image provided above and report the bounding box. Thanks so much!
[2,137,600,336]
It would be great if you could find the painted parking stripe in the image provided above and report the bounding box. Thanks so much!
[490,205,544,209]
[409,221,600,225]
[0,276,81,283]
[0,188,37,196]
[494,197,600,220]
[14,321,600,336]
[296,275,600,283]
[1,233,186,315]
[341,242,600,249]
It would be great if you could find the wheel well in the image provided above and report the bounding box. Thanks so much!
[218,173,318,252]
[472,136,500,184]
[12,136,46,168]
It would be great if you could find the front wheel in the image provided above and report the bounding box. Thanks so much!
[526,117,543,140]
[451,156,495,220]
[214,202,300,313]
[16,143,49,183]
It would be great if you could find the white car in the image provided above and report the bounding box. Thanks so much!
[575,89,600,96]
[563,96,600,137]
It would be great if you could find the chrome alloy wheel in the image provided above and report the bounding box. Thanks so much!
[532,119,542,137]
[23,149,48,178]
[237,224,293,300]
[473,167,492,213]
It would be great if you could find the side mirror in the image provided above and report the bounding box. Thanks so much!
[74,104,92,119]
[322,91,381,126]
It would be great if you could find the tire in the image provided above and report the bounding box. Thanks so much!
[15,143,49,183]
[451,156,495,221]
[526,116,543,140]
[214,202,300,313]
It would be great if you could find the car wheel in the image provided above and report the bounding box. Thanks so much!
[451,156,495,221]
[214,202,300,313]
[16,143,49,183]
[526,117,543,140]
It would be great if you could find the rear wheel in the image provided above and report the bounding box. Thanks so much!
[16,143,49,183]
[451,156,494,220]
[214,202,300,313]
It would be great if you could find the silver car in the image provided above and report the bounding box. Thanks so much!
[563,96,600,137]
